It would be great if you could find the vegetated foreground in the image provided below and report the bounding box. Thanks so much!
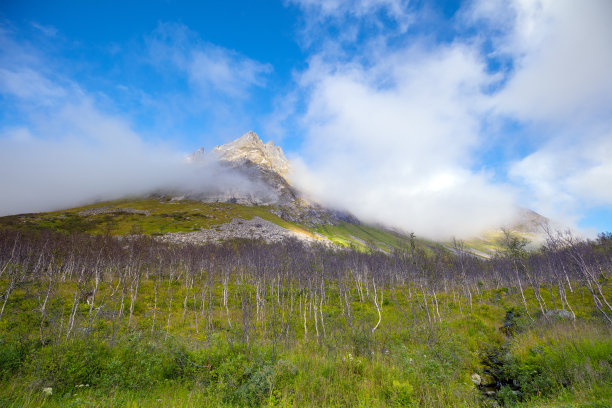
[0,228,611,407]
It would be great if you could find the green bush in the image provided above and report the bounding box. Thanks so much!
[0,339,30,380]
[97,335,181,389]
[235,363,273,407]
[19,334,185,394]
[390,379,414,406]
[26,339,109,392]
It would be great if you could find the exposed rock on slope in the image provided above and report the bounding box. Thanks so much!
[212,131,291,179]
[159,216,332,246]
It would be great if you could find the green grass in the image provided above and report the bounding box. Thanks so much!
[0,270,610,407]
[459,230,540,258]
[0,196,541,255]
[313,221,440,253]
[0,198,427,252]
[0,198,315,238]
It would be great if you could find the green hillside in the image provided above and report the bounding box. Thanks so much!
[0,197,427,252]
[0,198,535,257]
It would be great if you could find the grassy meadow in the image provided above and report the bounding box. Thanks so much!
[0,214,610,407]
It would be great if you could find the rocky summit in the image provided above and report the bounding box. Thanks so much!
[212,131,291,180]
[186,131,297,206]
[184,131,356,228]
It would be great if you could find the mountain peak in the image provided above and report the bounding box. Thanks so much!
[212,131,290,179]
[186,147,206,163]
[186,131,296,206]
[236,130,262,145]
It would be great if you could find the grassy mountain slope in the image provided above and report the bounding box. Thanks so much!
[0,197,429,252]
[461,232,540,257]
[0,197,540,256]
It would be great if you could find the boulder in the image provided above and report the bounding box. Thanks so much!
[471,373,482,386]
[544,309,574,320]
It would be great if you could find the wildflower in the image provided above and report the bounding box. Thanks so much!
[42,387,52,396]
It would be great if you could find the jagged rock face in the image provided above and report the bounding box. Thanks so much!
[186,131,297,206]
[184,131,356,226]
[212,131,291,180]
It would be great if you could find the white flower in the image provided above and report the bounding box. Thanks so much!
[42,387,52,396]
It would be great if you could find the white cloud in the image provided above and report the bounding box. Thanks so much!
[487,0,612,121]
[289,0,411,22]
[286,0,612,237]
[148,23,272,99]
[0,103,180,215]
[0,67,67,104]
[287,0,414,47]
[188,48,271,98]
[291,42,517,239]
[0,90,273,216]
[469,0,612,228]
[509,129,612,224]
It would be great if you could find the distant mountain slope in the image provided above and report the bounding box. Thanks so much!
[0,131,548,255]
[0,131,427,251]
[0,197,434,252]
[454,208,549,257]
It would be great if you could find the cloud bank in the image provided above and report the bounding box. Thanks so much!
[0,24,273,216]
[285,0,612,238]
[2,1,611,238]
[290,43,517,238]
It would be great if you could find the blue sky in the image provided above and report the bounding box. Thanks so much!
[1,0,611,237]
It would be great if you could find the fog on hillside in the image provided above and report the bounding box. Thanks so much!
[0,132,276,216]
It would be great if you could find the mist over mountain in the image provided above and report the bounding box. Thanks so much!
[184,131,295,205]
[0,127,545,240]
[181,131,543,240]
[0,129,282,218]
